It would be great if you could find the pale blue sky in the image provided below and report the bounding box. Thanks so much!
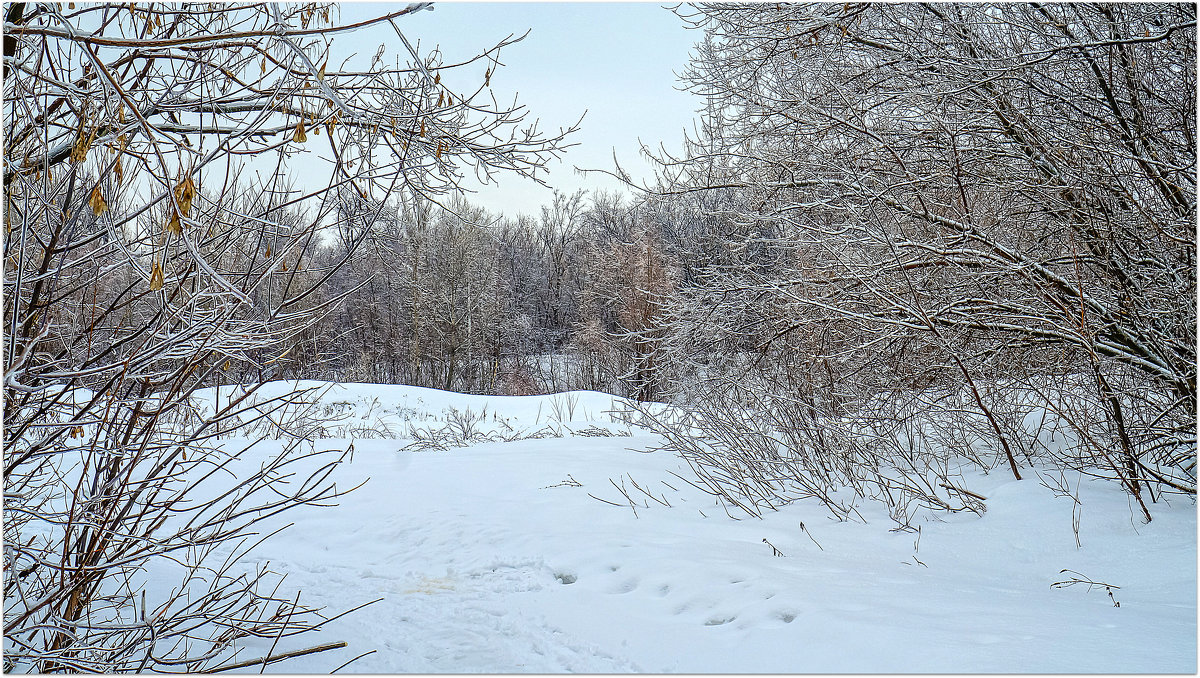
[336,2,701,217]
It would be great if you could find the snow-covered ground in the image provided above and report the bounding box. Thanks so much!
[192,382,1194,673]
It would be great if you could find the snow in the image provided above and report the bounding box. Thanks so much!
[188,382,1194,673]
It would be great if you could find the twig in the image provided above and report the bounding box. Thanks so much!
[261,592,300,673]
[541,474,581,489]
[207,641,348,672]
[1051,569,1120,590]
[1051,569,1121,598]
[939,483,987,502]
[331,649,377,673]
[799,521,824,551]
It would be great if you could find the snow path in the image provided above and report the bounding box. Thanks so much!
[187,384,1194,673]
[250,439,645,673]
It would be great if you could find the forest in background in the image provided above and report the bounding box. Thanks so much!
[256,3,1197,514]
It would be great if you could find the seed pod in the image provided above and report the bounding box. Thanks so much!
[434,72,441,85]
[166,211,182,235]
[293,120,307,143]
[317,60,326,82]
[175,176,195,216]
[70,120,94,164]
[222,359,231,371]
[89,186,108,216]
[149,259,164,291]
[420,119,425,137]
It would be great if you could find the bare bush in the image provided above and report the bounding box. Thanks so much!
[4,2,571,671]
[634,2,1195,522]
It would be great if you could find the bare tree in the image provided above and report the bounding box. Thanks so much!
[638,3,1195,522]
[3,2,573,671]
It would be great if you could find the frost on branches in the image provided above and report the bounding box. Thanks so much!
[637,3,1195,523]
[2,2,572,671]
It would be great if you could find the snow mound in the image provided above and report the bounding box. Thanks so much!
[189,380,649,441]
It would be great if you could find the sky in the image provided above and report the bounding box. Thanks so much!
[335,2,702,218]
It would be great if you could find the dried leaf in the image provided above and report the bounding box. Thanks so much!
[175,176,195,216]
[70,119,94,164]
[115,157,124,185]
[222,359,231,371]
[261,57,267,73]
[485,68,491,86]
[166,211,182,235]
[293,120,307,143]
[437,92,443,107]
[317,60,326,82]
[325,114,338,136]
[264,245,271,258]
[149,259,164,291]
[89,186,108,216]
[420,119,425,137]
[436,142,443,160]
